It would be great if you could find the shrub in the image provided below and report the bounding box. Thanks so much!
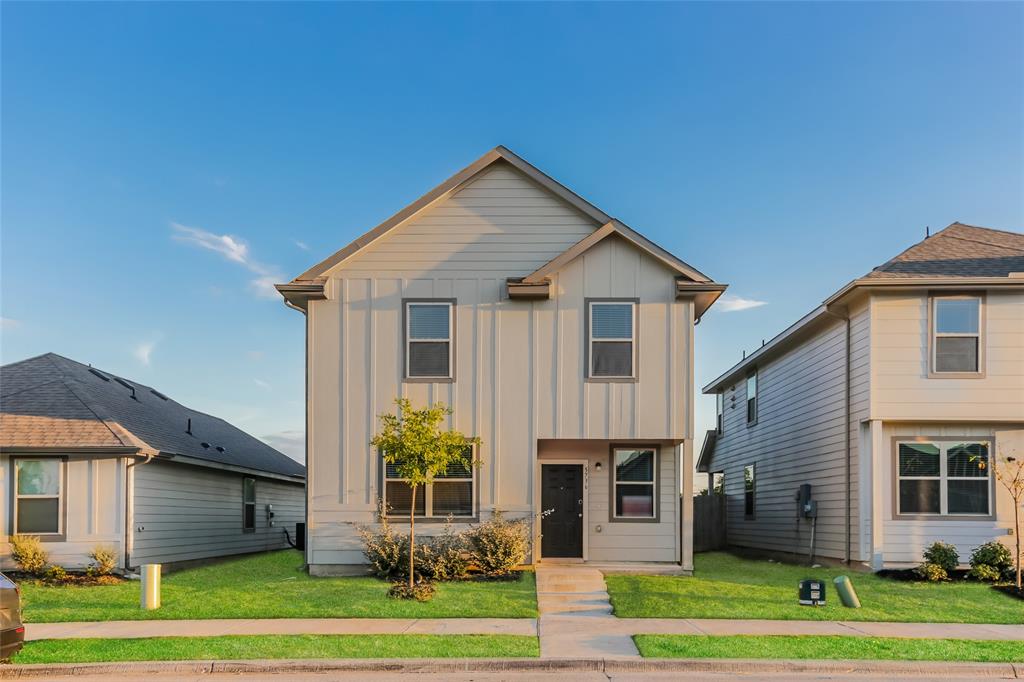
[388,579,435,602]
[916,562,948,582]
[467,511,530,577]
[922,541,959,574]
[10,535,49,576]
[416,523,469,581]
[42,564,69,584]
[969,563,1002,582]
[969,541,1013,581]
[358,515,410,581]
[89,545,118,576]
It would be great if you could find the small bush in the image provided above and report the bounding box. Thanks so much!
[10,535,49,576]
[969,564,1002,582]
[467,511,530,577]
[969,541,1013,581]
[388,579,435,601]
[922,541,959,574]
[916,562,948,582]
[89,545,118,576]
[42,564,69,584]
[358,514,410,581]
[416,523,469,581]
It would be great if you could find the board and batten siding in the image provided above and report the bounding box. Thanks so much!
[0,454,127,569]
[870,291,1024,421]
[306,161,695,567]
[711,312,861,562]
[131,460,304,566]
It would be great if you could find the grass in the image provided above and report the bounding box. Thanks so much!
[20,550,537,622]
[606,552,1023,623]
[15,635,539,664]
[633,634,1024,662]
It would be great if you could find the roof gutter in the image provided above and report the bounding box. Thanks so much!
[157,452,306,483]
[276,282,326,312]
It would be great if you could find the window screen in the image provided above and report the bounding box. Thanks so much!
[744,464,755,517]
[746,371,758,424]
[613,449,656,519]
[897,441,990,516]
[382,449,474,518]
[15,459,62,534]
[589,302,635,378]
[243,477,256,531]
[406,303,453,378]
[932,297,981,373]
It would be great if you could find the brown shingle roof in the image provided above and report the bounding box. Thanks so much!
[864,222,1024,279]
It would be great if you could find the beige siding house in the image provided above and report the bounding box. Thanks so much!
[700,224,1024,569]
[278,146,726,574]
[1,354,305,571]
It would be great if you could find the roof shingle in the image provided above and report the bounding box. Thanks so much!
[864,223,1024,279]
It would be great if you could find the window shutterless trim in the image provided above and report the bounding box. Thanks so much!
[242,476,257,532]
[11,456,68,541]
[745,370,758,426]
[716,392,724,434]
[585,298,639,382]
[743,463,756,519]
[608,443,660,523]
[927,293,986,379]
[891,436,996,521]
[378,447,478,522]
[402,298,457,383]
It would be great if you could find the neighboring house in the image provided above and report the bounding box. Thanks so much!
[699,223,1024,569]
[277,146,726,575]
[1,353,306,571]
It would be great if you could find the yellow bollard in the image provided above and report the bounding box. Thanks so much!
[141,564,161,610]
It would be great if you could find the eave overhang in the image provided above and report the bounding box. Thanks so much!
[276,281,327,313]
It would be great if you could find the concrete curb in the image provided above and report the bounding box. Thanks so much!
[1,658,1020,678]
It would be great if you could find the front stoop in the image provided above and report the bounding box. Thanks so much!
[535,566,639,659]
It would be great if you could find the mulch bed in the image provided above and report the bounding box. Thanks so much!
[6,571,125,587]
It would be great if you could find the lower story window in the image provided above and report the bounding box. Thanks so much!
[612,448,657,519]
[243,477,256,531]
[897,441,991,516]
[744,464,755,518]
[14,458,63,535]
[383,456,474,518]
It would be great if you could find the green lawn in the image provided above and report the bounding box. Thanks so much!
[15,635,539,664]
[20,550,537,622]
[607,552,1023,623]
[633,634,1024,662]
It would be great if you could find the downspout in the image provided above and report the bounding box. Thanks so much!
[825,306,853,564]
[282,296,311,568]
[124,451,155,571]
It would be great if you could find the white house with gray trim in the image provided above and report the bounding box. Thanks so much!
[700,223,1024,569]
[278,146,726,575]
[1,353,305,571]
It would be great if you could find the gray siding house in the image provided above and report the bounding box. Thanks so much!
[1,353,305,571]
[700,223,1024,569]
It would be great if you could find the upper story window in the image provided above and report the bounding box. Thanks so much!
[14,458,64,536]
[382,450,475,519]
[405,301,454,380]
[744,464,756,518]
[243,477,256,531]
[716,392,725,434]
[612,447,657,520]
[931,296,982,375]
[588,301,637,379]
[896,441,991,517]
[746,370,758,425]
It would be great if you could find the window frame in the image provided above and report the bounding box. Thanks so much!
[585,299,639,382]
[12,456,67,540]
[716,392,725,434]
[928,294,985,378]
[403,299,456,383]
[743,464,755,519]
[609,445,659,523]
[242,477,256,532]
[380,447,478,521]
[892,437,995,520]
[745,370,758,426]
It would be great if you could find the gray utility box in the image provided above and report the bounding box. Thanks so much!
[798,579,826,606]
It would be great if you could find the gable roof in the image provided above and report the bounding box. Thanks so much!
[1,354,305,480]
[279,146,723,311]
[703,222,1024,394]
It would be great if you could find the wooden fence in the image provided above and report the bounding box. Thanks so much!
[692,494,726,552]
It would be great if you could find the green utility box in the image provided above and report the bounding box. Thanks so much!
[798,579,826,606]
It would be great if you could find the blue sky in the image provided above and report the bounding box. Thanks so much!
[2,2,1022,462]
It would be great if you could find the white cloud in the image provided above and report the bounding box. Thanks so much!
[1,317,21,330]
[133,340,157,366]
[716,294,768,313]
[171,222,284,300]
[294,240,310,251]
[253,378,271,389]
[261,429,305,463]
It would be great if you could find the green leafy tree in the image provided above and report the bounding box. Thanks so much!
[993,445,1023,591]
[370,398,480,590]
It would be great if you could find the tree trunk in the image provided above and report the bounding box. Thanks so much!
[409,485,416,590]
[1015,500,1021,591]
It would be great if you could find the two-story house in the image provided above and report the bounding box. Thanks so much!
[278,146,726,575]
[700,223,1024,569]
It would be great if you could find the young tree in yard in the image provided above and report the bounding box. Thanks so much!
[370,398,480,592]
[994,445,1023,592]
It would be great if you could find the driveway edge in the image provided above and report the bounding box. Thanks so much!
[1,658,1019,678]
